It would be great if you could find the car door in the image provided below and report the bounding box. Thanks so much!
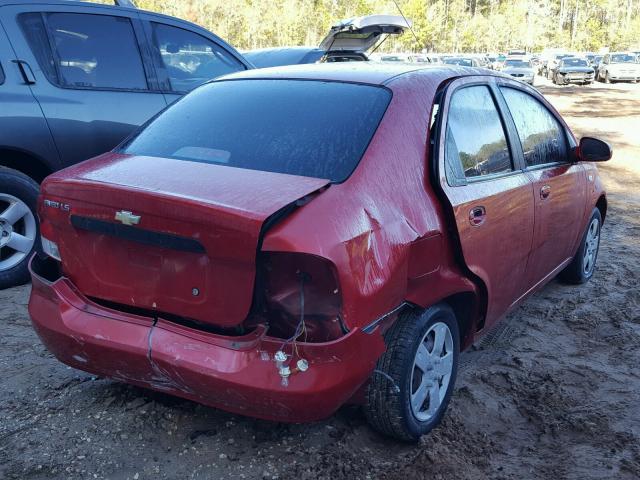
[435,77,535,329]
[1,3,167,167]
[138,12,248,104]
[497,82,586,291]
[0,14,61,172]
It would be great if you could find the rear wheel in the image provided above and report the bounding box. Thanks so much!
[560,208,601,284]
[0,167,40,289]
[365,305,459,441]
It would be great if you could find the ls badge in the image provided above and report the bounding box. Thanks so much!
[115,210,141,226]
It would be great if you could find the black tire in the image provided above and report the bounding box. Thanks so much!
[560,208,602,284]
[0,167,40,289]
[364,304,460,442]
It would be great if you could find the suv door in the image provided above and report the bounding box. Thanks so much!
[138,12,248,103]
[498,82,586,290]
[1,2,167,167]
[435,77,535,329]
[0,15,60,171]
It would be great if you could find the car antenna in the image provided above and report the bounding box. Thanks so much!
[391,0,420,48]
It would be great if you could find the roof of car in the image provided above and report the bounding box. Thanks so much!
[219,62,493,86]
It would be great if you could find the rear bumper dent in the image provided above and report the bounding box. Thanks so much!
[28,256,384,422]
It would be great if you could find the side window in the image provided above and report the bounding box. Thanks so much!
[20,12,147,90]
[150,22,245,93]
[445,85,513,181]
[0,62,4,85]
[500,88,568,167]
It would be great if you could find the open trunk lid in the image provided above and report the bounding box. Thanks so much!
[41,153,329,329]
[318,14,411,53]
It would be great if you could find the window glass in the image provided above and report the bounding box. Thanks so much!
[121,80,391,182]
[0,63,4,85]
[21,13,147,89]
[501,88,568,167]
[18,13,58,84]
[445,86,513,179]
[151,23,244,92]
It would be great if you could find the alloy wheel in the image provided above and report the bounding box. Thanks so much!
[410,322,454,422]
[0,193,36,271]
[583,217,600,276]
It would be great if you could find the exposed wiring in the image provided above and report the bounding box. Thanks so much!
[277,272,308,361]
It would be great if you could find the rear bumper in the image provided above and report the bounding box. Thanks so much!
[28,256,385,423]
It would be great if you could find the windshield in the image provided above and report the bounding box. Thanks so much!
[121,79,392,183]
[504,60,531,68]
[562,58,588,67]
[611,54,636,63]
[444,58,472,66]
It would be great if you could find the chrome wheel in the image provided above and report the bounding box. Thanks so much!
[583,217,600,276]
[0,193,36,271]
[410,322,454,422]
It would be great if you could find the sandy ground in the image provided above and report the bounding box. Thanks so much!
[1,76,639,480]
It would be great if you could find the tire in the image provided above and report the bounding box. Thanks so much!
[0,167,41,289]
[560,208,602,284]
[364,304,460,442]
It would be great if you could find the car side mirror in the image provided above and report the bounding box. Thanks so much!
[577,137,612,162]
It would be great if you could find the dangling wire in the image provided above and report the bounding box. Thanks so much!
[278,272,308,361]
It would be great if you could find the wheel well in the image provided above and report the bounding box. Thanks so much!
[596,195,607,223]
[441,292,478,349]
[0,148,53,183]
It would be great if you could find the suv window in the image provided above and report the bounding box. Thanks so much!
[150,22,244,92]
[501,88,568,167]
[121,79,391,182]
[445,85,513,180]
[20,12,147,90]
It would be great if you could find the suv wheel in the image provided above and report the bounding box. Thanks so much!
[0,167,40,289]
[560,208,601,284]
[364,305,460,441]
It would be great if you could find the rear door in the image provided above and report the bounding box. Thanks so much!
[2,3,167,167]
[435,77,535,328]
[497,82,586,290]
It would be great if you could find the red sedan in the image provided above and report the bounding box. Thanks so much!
[28,64,611,441]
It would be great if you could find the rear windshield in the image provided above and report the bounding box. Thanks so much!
[121,79,391,182]
[504,60,531,68]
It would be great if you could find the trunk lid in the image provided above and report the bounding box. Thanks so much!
[42,153,329,328]
[318,14,411,53]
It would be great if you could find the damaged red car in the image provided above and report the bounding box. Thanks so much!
[28,64,611,441]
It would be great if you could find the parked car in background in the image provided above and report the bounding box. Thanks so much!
[0,0,250,289]
[545,53,574,79]
[553,57,595,85]
[597,52,640,83]
[29,63,610,441]
[443,57,481,67]
[244,15,410,68]
[501,58,536,85]
[587,54,603,69]
[491,54,507,70]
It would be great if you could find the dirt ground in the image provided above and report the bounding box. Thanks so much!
[1,76,639,480]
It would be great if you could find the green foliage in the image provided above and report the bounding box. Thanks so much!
[136,0,640,52]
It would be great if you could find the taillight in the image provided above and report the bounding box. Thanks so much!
[259,252,345,342]
[38,198,61,261]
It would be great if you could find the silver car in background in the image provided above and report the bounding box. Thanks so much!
[501,58,536,85]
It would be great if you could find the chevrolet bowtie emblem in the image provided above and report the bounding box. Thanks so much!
[115,210,141,226]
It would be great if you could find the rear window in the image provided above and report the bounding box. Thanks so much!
[121,79,391,182]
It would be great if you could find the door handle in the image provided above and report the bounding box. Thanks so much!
[469,206,486,226]
[540,185,551,199]
[12,60,36,85]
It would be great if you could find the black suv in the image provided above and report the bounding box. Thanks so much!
[0,0,251,288]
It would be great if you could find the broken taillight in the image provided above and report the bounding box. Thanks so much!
[259,252,345,342]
